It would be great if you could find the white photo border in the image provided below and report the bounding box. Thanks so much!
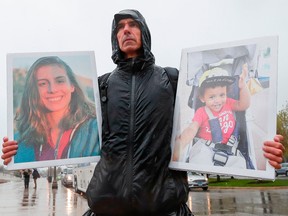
[6,51,101,170]
[169,36,278,180]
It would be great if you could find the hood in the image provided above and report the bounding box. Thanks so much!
[111,9,155,65]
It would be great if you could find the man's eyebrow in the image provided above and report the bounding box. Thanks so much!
[129,20,139,25]
[117,20,138,26]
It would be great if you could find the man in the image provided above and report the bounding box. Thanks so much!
[86,9,192,216]
[2,9,284,216]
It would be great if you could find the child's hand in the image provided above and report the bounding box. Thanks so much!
[172,136,187,161]
[239,63,248,89]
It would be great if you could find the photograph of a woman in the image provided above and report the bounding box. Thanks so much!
[7,52,101,169]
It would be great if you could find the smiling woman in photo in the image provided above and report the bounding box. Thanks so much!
[11,56,100,162]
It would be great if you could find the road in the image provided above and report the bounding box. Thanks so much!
[188,187,288,216]
[0,175,288,216]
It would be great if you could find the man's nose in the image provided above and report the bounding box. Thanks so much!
[123,24,131,33]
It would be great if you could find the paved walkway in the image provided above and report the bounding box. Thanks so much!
[0,176,89,216]
[1,174,287,216]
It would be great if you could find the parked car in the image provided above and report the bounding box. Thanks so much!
[187,171,208,191]
[275,162,288,177]
[61,167,74,187]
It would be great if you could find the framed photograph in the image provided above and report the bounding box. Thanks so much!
[170,36,278,179]
[7,51,101,170]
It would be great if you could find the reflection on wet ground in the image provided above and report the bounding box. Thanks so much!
[0,175,287,215]
[22,189,37,207]
[0,177,88,215]
[188,188,288,216]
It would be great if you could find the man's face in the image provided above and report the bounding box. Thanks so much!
[116,18,142,58]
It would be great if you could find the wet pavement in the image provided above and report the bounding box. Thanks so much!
[188,187,288,216]
[0,175,88,215]
[0,174,288,215]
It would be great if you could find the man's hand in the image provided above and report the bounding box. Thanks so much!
[263,135,285,169]
[1,137,18,165]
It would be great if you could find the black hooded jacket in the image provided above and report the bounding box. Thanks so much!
[86,9,189,216]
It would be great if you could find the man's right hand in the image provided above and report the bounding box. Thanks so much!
[1,137,18,165]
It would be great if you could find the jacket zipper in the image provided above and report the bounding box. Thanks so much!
[127,71,136,205]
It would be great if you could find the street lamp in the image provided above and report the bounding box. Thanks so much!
[52,166,58,189]
[47,167,52,183]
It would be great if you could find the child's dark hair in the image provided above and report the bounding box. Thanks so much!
[198,81,228,97]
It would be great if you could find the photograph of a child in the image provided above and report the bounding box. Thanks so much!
[173,64,250,168]
[7,51,101,169]
[170,36,278,179]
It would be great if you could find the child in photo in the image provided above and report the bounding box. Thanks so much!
[172,63,250,168]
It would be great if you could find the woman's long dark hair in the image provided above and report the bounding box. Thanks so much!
[15,56,96,146]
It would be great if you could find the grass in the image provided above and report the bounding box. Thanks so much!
[209,177,288,187]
